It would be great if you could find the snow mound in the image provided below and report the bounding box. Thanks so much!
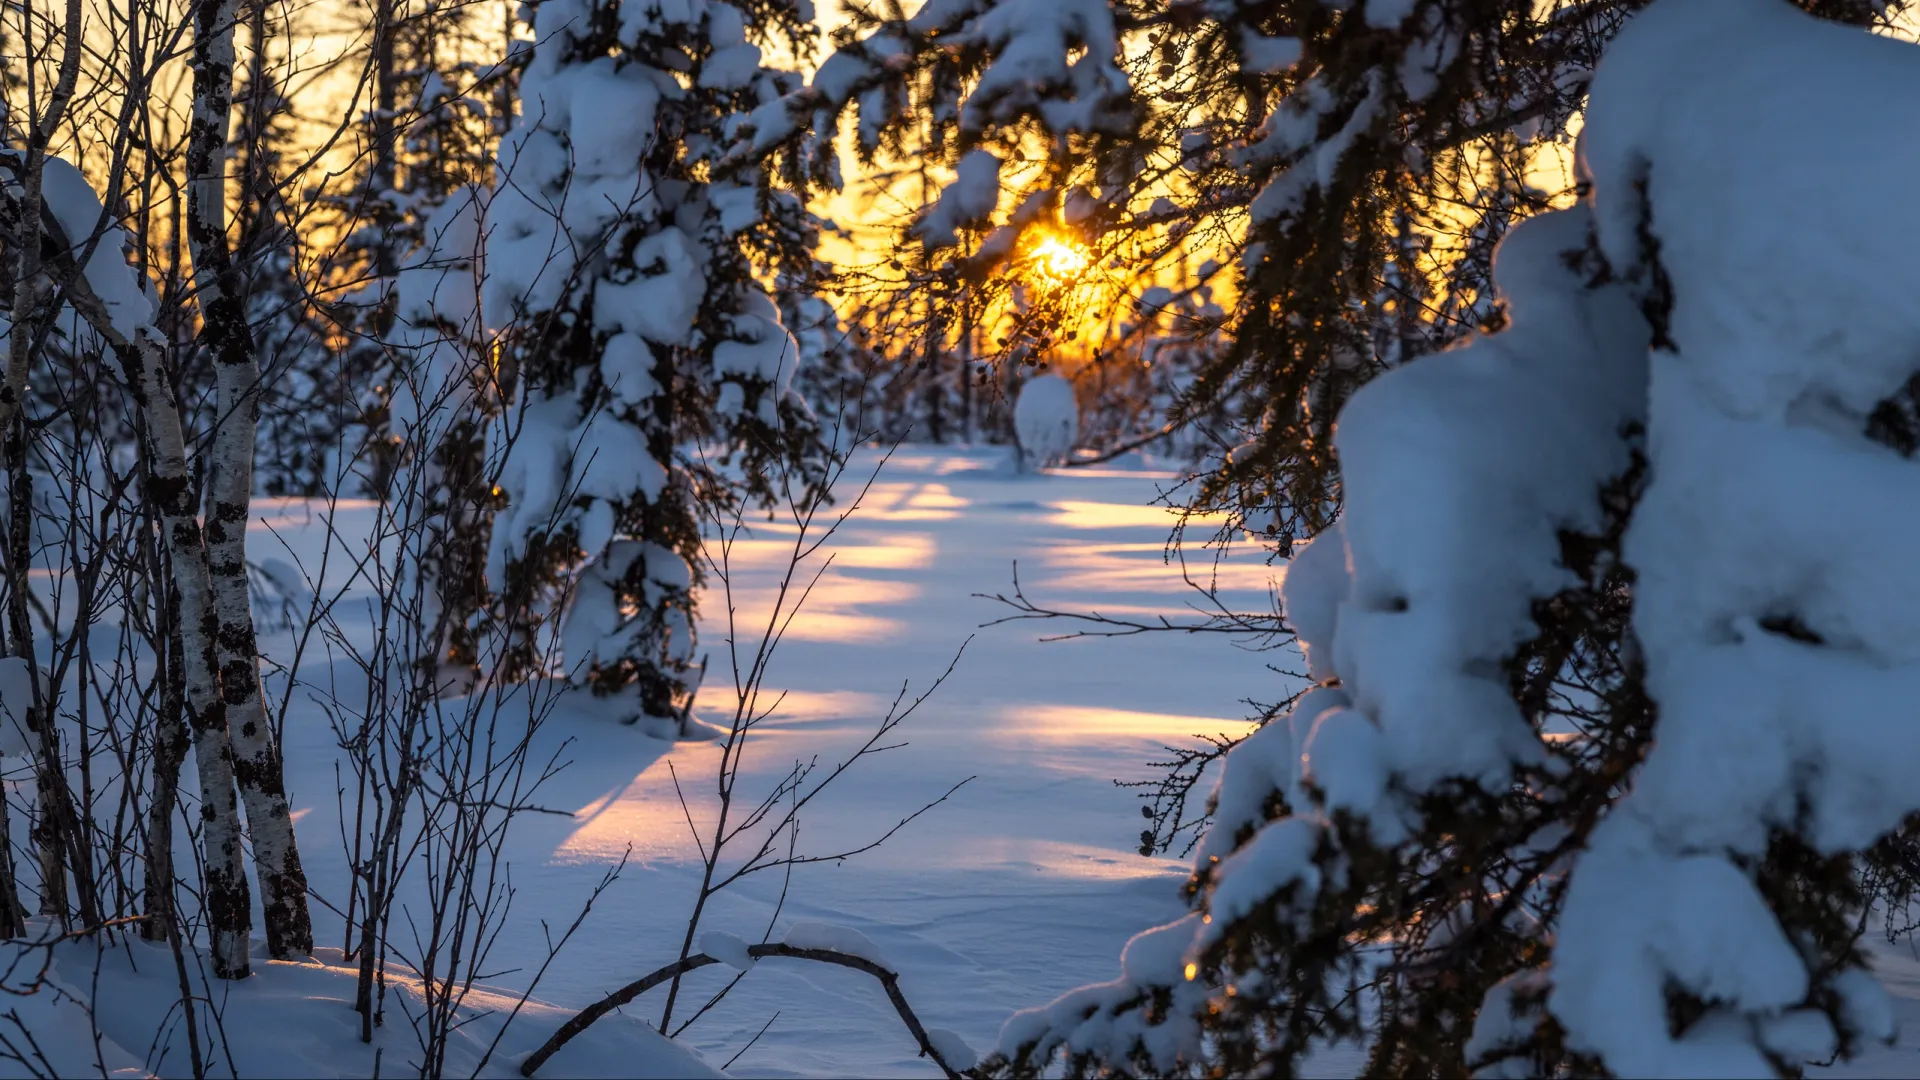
[1013,374,1078,470]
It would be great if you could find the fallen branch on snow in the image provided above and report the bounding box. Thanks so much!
[519,943,968,1078]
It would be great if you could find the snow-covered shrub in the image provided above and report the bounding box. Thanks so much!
[990,4,1920,1074]
[1013,373,1078,469]
[481,0,829,731]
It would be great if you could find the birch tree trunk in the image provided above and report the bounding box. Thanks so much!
[18,203,257,977]
[188,0,313,960]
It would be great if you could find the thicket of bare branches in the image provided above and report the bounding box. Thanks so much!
[0,0,986,1075]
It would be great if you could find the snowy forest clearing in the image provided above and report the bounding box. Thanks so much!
[15,0,1920,1073]
[168,447,1271,1077]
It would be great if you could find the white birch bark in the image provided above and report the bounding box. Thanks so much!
[187,0,312,959]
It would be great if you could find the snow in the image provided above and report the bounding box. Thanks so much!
[1299,707,1391,828]
[570,408,666,502]
[600,332,662,406]
[1249,74,1384,224]
[1365,0,1418,28]
[34,155,155,336]
[1196,816,1322,941]
[811,50,872,106]
[1012,374,1078,469]
[1548,4,1920,1073]
[701,930,757,971]
[924,1028,977,1071]
[702,42,764,89]
[997,912,1208,1074]
[783,922,890,967]
[0,932,720,1079]
[713,289,800,422]
[1277,527,1347,681]
[916,149,1001,247]
[222,448,1280,1077]
[484,394,581,587]
[952,0,1130,138]
[1240,30,1302,74]
[619,0,710,38]
[1329,205,1646,793]
[594,228,707,345]
[568,62,662,174]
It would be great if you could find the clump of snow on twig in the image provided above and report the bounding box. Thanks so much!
[783,922,890,968]
[699,930,756,972]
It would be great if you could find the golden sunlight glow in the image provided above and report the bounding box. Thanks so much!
[1028,233,1091,285]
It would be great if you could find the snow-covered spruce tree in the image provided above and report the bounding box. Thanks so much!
[481,0,826,731]
[749,0,1900,543]
[357,12,512,678]
[320,0,506,498]
[985,3,1920,1075]
[1544,2,1920,1072]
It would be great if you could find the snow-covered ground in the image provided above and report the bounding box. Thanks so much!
[249,446,1281,1077]
[13,442,1920,1077]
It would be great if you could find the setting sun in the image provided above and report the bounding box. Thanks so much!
[1029,233,1091,284]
